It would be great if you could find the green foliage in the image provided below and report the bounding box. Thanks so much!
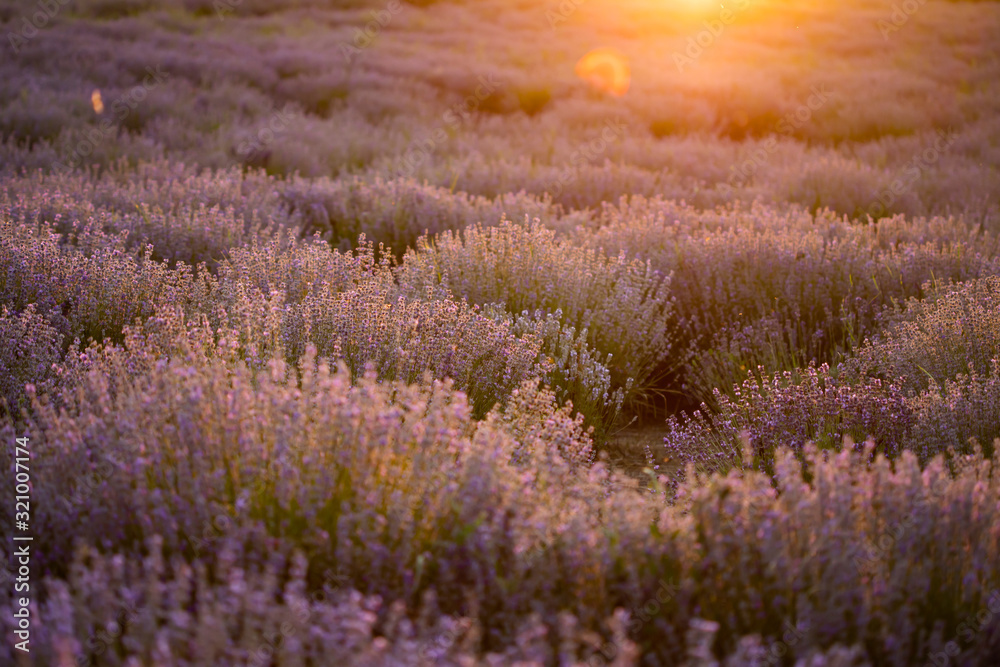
[515,87,552,117]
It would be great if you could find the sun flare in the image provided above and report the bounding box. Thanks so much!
[575,48,632,97]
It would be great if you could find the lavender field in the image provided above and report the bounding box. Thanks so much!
[2,0,1000,664]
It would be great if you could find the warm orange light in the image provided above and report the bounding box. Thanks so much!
[677,0,720,10]
[91,89,104,114]
[575,48,631,97]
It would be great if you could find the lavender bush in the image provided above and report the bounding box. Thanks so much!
[579,198,1000,405]
[4,353,999,665]
[663,364,916,477]
[396,220,680,412]
[279,174,590,254]
[850,276,1000,396]
[0,304,61,418]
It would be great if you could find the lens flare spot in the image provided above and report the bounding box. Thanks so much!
[91,89,104,114]
[575,48,631,97]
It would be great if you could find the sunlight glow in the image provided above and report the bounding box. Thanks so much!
[575,48,631,97]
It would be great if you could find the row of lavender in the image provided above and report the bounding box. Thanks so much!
[2,161,999,663]
[4,163,1000,436]
[2,0,998,225]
